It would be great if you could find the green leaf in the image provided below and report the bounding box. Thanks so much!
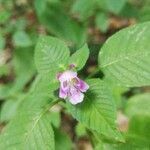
[128,115,150,140]
[119,3,138,18]
[99,22,150,87]
[106,0,127,14]
[13,18,27,31]
[95,137,149,150]
[34,1,87,46]
[12,48,36,91]
[13,30,32,47]
[69,43,89,70]
[0,9,11,24]
[68,79,123,141]
[125,93,150,146]
[71,0,96,20]
[75,123,87,137]
[98,0,127,14]
[0,48,36,100]
[95,12,109,33]
[0,65,9,76]
[29,75,58,99]
[138,0,150,22]
[0,84,12,100]
[103,79,128,108]
[125,93,150,117]
[49,111,61,128]
[0,98,21,122]
[54,128,72,150]
[0,94,55,150]
[35,36,70,76]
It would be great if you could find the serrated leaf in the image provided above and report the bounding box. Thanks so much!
[68,79,123,141]
[0,94,55,150]
[34,36,70,76]
[69,43,89,70]
[99,22,150,87]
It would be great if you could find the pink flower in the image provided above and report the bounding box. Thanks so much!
[57,70,89,105]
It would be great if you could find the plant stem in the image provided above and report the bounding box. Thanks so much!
[45,99,61,113]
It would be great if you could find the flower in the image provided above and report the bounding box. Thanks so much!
[57,70,89,105]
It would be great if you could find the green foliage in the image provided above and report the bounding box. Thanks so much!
[54,128,72,150]
[125,93,150,141]
[0,98,22,122]
[12,31,32,47]
[126,93,150,117]
[0,94,55,150]
[108,84,128,108]
[75,123,87,137]
[135,0,150,22]
[1,0,150,148]
[95,12,109,33]
[102,0,127,14]
[34,0,87,46]
[34,36,70,76]
[30,75,58,99]
[0,65,9,76]
[99,22,150,87]
[49,111,61,128]
[0,9,11,24]
[0,48,36,100]
[68,79,123,141]
[69,43,89,70]
[13,48,35,88]
[0,34,5,51]
[71,0,96,20]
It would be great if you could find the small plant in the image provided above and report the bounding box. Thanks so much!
[0,21,150,149]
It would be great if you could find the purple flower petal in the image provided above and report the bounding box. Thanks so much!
[69,90,84,105]
[58,70,77,82]
[59,87,67,99]
[57,70,89,105]
[60,81,69,93]
[75,78,89,92]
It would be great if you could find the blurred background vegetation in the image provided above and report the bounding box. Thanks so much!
[0,0,150,149]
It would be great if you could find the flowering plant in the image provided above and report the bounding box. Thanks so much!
[0,22,150,149]
[58,70,89,104]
